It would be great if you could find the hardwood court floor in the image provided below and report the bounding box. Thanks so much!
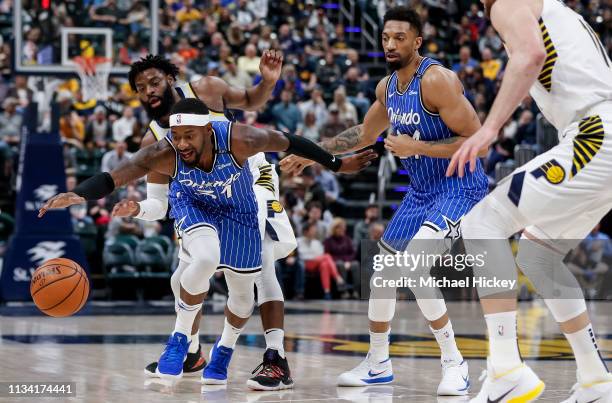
[1,300,610,402]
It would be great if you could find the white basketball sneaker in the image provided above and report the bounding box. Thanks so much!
[470,360,545,403]
[337,354,394,386]
[560,373,612,403]
[438,360,470,396]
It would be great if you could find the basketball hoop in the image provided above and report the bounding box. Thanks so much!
[73,56,112,101]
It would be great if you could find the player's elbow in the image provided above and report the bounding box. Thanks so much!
[524,45,546,71]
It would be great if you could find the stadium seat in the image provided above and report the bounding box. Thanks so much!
[536,114,559,153]
[145,235,174,263]
[112,234,141,250]
[135,241,170,274]
[0,212,15,242]
[514,144,537,167]
[102,242,137,300]
[494,160,516,184]
[74,221,98,257]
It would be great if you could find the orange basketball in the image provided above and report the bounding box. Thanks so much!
[30,258,89,317]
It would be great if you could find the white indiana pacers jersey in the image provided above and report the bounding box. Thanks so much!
[530,0,612,131]
[147,81,273,190]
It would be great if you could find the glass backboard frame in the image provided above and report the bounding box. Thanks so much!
[13,0,159,76]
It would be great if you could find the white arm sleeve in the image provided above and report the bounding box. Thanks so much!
[135,183,169,221]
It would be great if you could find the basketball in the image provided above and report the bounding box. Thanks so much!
[30,258,89,317]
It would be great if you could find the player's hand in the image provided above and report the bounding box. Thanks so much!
[384,134,419,158]
[38,192,85,218]
[280,155,314,176]
[338,149,378,174]
[259,49,283,84]
[446,127,496,177]
[111,199,140,217]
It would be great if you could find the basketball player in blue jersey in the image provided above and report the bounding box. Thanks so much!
[282,6,488,395]
[113,54,300,390]
[446,0,612,402]
[39,98,376,383]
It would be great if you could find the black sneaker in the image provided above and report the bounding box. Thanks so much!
[144,344,206,377]
[246,349,294,391]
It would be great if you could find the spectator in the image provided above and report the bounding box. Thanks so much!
[90,0,125,29]
[568,223,611,299]
[329,86,358,126]
[298,86,328,129]
[297,222,346,300]
[234,0,257,31]
[106,215,144,239]
[257,26,274,52]
[324,218,359,298]
[0,97,22,147]
[22,27,42,65]
[300,200,328,242]
[85,105,112,147]
[302,170,329,216]
[271,89,302,133]
[206,32,225,62]
[353,204,381,249]
[480,47,502,81]
[320,105,348,139]
[478,26,504,57]
[237,44,261,77]
[119,34,148,66]
[514,110,536,145]
[312,163,341,207]
[297,111,319,142]
[343,67,371,119]
[452,45,479,73]
[101,141,132,172]
[222,57,252,89]
[112,106,136,142]
[316,52,342,95]
[176,0,203,26]
[9,76,34,108]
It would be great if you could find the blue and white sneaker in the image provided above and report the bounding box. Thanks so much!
[337,354,393,386]
[438,360,470,396]
[155,332,190,380]
[202,338,234,385]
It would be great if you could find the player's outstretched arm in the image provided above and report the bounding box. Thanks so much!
[193,49,283,111]
[111,131,170,220]
[447,0,545,177]
[231,124,377,174]
[280,77,390,174]
[385,66,486,159]
[38,141,175,217]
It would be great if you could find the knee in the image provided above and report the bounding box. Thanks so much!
[227,290,255,318]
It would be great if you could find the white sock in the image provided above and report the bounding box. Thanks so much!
[485,311,522,374]
[369,329,390,362]
[565,324,609,384]
[174,298,202,338]
[264,328,285,358]
[218,318,242,349]
[431,320,463,365]
[189,331,200,353]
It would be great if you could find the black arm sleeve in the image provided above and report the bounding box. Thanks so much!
[73,172,115,200]
[283,132,342,172]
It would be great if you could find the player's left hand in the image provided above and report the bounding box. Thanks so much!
[338,149,378,174]
[384,134,420,158]
[259,49,283,84]
[111,199,140,217]
[446,126,496,177]
[38,192,85,218]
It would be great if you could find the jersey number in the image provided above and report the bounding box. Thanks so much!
[579,19,611,67]
[221,184,233,198]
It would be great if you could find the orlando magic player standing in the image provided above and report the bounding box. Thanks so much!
[282,7,488,395]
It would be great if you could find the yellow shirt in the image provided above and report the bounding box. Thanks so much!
[176,8,202,23]
[481,59,502,81]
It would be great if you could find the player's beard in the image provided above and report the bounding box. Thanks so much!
[143,85,174,121]
[386,53,410,72]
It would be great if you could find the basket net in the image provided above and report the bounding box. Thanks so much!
[73,56,112,101]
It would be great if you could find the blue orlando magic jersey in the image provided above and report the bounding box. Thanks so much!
[167,120,262,270]
[167,120,258,220]
[385,57,488,195]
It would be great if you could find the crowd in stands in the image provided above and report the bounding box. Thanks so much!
[0,0,610,300]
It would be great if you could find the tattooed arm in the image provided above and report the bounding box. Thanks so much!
[280,77,389,174]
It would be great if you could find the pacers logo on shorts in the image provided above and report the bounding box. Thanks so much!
[530,159,565,185]
[267,200,284,217]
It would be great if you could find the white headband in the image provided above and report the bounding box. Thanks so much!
[169,113,211,127]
